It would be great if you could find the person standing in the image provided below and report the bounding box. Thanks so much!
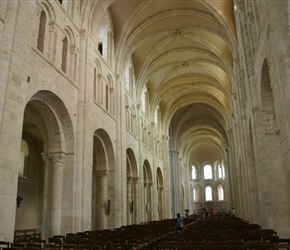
[211,208,215,217]
[205,209,209,219]
[177,213,184,232]
[231,207,235,217]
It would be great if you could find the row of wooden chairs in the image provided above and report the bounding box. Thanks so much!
[2,216,289,250]
[154,241,290,250]
[1,218,184,250]
[153,216,290,250]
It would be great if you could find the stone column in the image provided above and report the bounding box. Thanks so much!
[41,152,49,238]
[74,29,87,232]
[127,177,132,225]
[143,183,148,222]
[157,187,163,220]
[49,153,65,236]
[97,170,108,229]
[148,182,153,221]
[133,177,139,224]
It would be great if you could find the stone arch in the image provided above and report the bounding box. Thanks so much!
[126,148,138,178]
[255,59,284,229]
[143,159,152,183]
[143,159,153,222]
[37,1,55,59]
[126,148,139,225]
[39,1,55,21]
[156,167,164,220]
[29,91,74,153]
[92,129,115,230]
[62,26,77,79]
[16,90,74,237]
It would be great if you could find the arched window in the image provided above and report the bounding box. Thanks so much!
[125,64,134,95]
[154,106,160,129]
[141,88,147,114]
[217,184,224,200]
[203,164,212,179]
[19,139,29,178]
[97,10,113,65]
[61,36,68,73]
[105,83,109,110]
[131,105,136,135]
[218,162,225,179]
[37,10,46,53]
[205,186,212,201]
[93,68,97,100]
[192,165,197,180]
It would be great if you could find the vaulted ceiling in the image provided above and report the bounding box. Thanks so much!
[88,0,238,162]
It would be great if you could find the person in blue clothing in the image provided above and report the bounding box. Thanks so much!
[177,213,184,232]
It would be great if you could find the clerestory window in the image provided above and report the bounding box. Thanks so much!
[192,165,197,180]
[19,139,29,178]
[203,164,212,179]
[205,186,212,201]
[217,184,224,200]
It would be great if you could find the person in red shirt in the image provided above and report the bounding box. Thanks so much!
[211,208,215,217]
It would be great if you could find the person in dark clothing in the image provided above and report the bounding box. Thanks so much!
[177,213,184,232]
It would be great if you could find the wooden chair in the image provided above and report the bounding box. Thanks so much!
[30,237,46,247]
[3,248,22,250]
[262,236,279,244]
[81,245,96,250]
[224,241,245,250]
[261,229,277,237]
[271,239,290,246]
[11,243,26,249]
[26,243,42,249]
[199,242,223,250]
[224,245,245,250]
[0,241,10,250]
[247,244,273,250]
[14,239,30,247]
[52,236,65,245]
[248,224,261,233]
[45,244,61,250]
[272,243,290,250]
[176,246,199,250]
[62,245,78,250]
[94,241,112,250]
[66,234,77,240]
[47,238,62,246]
[63,239,78,246]
[155,243,177,250]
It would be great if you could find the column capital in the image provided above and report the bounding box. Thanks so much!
[96,169,109,177]
[41,152,48,161]
[48,152,65,163]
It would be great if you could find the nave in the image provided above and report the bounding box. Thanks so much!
[1,216,290,250]
[1,0,290,242]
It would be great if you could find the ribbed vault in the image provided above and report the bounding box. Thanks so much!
[81,0,237,165]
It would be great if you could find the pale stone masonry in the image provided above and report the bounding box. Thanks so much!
[0,0,290,242]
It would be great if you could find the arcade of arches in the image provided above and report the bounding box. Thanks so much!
[0,0,290,241]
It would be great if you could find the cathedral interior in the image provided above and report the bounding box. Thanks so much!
[0,0,290,241]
